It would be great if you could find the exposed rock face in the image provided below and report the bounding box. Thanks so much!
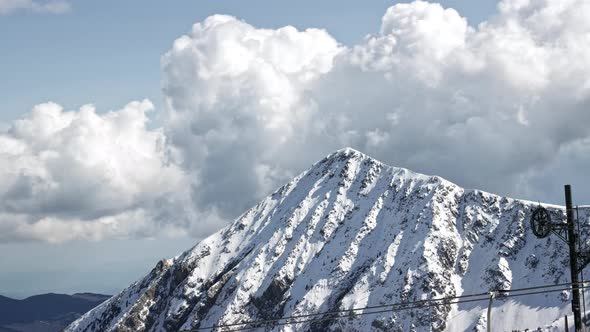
[66,148,588,331]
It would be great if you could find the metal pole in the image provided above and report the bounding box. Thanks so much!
[566,184,583,332]
[487,291,496,332]
[578,205,587,324]
[566,315,569,331]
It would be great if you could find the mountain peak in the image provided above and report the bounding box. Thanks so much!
[330,146,365,158]
[316,147,445,187]
[316,147,372,168]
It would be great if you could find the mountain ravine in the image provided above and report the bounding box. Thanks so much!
[66,148,589,331]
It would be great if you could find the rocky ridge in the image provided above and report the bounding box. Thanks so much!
[66,148,588,331]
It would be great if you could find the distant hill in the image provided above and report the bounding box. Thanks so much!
[0,293,110,332]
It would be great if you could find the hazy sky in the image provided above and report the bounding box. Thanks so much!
[3,0,590,298]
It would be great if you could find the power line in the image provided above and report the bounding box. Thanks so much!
[497,280,587,294]
[183,289,491,331]
[186,283,590,332]
[183,281,590,331]
[502,286,588,299]
[192,297,491,332]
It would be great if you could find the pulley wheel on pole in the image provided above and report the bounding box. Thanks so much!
[531,206,552,238]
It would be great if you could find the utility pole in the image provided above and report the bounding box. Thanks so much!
[566,184,583,332]
[487,291,496,331]
[531,185,588,331]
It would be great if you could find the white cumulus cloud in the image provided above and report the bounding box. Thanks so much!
[0,0,70,14]
[162,0,590,217]
[0,100,194,243]
[162,15,344,217]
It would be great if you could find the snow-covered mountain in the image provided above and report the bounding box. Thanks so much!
[66,148,588,331]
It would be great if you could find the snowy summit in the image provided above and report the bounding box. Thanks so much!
[67,148,584,331]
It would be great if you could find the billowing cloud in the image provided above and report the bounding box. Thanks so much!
[162,15,343,217]
[0,100,193,243]
[0,0,70,14]
[310,0,590,201]
[162,0,590,218]
[4,0,590,243]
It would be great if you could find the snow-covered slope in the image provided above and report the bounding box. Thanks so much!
[66,148,588,331]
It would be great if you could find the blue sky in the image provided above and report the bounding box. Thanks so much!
[7,0,590,300]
